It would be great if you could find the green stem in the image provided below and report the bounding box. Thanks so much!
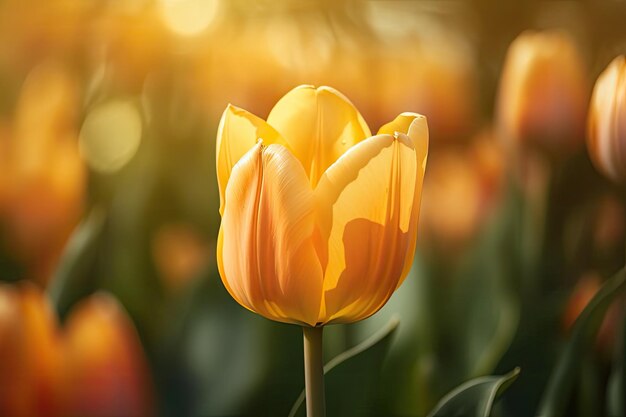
[303,326,326,417]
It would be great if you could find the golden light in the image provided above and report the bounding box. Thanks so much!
[79,100,142,174]
[158,0,219,37]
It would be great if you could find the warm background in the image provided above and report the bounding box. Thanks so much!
[0,1,625,416]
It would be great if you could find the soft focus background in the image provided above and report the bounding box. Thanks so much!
[0,1,625,416]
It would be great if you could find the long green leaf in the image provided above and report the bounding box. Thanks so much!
[536,267,626,417]
[48,207,106,318]
[426,368,520,417]
[288,317,399,417]
[606,305,625,417]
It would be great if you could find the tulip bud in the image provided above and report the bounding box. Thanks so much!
[587,56,626,182]
[62,293,154,417]
[497,30,588,154]
[216,85,428,326]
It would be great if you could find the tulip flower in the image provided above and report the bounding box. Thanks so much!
[587,56,626,183]
[0,284,154,417]
[497,30,588,154]
[216,85,428,417]
[62,293,155,417]
[216,85,428,325]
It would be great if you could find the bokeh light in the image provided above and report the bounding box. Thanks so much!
[79,100,142,174]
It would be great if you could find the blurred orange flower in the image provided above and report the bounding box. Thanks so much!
[497,30,589,155]
[587,55,626,183]
[62,293,155,417]
[216,85,428,326]
[0,284,154,417]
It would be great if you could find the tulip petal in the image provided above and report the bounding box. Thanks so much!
[266,85,371,187]
[315,118,428,324]
[219,143,323,326]
[377,112,422,137]
[401,116,429,280]
[216,104,287,214]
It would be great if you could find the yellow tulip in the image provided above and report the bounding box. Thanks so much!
[587,56,626,183]
[497,30,588,154]
[216,85,428,326]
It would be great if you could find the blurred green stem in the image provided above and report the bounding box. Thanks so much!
[303,326,326,417]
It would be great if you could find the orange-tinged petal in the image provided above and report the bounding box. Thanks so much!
[216,104,287,214]
[0,283,62,417]
[315,118,427,324]
[266,85,371,187]
[219,143,323,326]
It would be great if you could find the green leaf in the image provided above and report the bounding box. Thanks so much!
[158,269,298,417]
[426,367,520,417]
[536,267,626,417]
[288,317,399,417]
[453,215,520,378]
[48,207,107,319]
[607,305,625,417]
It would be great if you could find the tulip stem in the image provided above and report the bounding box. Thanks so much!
[303,326,326,417]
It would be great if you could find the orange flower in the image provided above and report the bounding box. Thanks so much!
[216,85,428,326]
[62,293,155,417]
[587,56,626,183]
[0,284,154,417]
[497,30,588,154]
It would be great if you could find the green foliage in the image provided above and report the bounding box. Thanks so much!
[49,207,107,319]
[427,368,520,417]
[289,318,399,417]
[536,267,626,417]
